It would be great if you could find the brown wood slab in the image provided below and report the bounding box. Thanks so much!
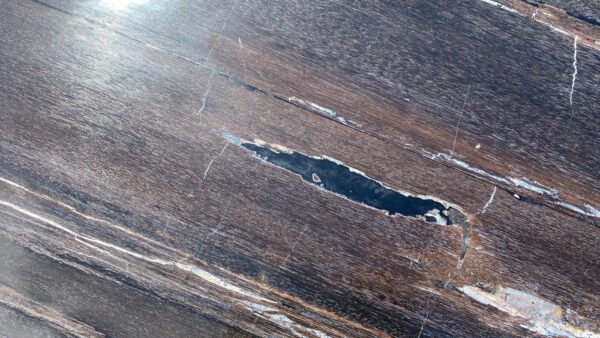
[0,0,598,337]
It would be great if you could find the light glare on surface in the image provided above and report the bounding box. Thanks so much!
[100,0,148,11]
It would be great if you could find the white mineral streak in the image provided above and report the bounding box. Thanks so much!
[429,153,600,218]
[477,0,519,14]
[0,199,270,303]
[460,286,599,337]
[241,301,331,338]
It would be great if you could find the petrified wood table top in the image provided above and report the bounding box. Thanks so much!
[0,0,598,337]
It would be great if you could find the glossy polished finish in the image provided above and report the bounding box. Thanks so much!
[0,0,599,337]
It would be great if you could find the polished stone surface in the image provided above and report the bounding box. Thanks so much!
[0,0,599,337]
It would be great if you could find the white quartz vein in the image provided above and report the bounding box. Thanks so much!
[477,0,519,14]
[480,186,497,214]
[428,154,600,218]
[569,36,578,107]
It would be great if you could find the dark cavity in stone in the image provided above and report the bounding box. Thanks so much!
[242,142,455,225]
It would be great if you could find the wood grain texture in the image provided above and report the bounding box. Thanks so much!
[0,0,598,337]
[35,0,600,208]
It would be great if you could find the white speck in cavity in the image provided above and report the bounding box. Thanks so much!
[311,173,321,183]
[475,143,481,149]
[424,208,448,225]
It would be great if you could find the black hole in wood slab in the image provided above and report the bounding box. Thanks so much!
[241,142,455,225]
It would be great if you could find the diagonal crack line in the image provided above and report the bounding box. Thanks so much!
[203,141,229,180]
[569,36,578,107]
[479,186,497,215]
[28,0,599,226]
[205,0,240,61]
[450,86,471,159]
[416,297,431,338]
[197,70,217,118]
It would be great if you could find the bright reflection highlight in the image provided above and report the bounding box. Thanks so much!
[100,0,148,11]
